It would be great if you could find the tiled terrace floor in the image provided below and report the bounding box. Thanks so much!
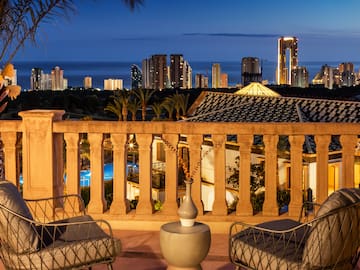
[0,230,235,270]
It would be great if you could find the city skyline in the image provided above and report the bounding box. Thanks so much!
[11,0,360,63]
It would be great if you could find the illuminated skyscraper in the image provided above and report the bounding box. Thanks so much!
[151,54,167,90]
[291,66,309,88]
[51,66,64,90]
[212,63,221,88]
[84,76,92,89]
[170,54,184,88]
[131,64,142,89]
[183,60,192,89]
[31,68,43,90]
[277,37,298,85]
[195,74,208,88]
[241,57,262,86]
[339,62,356,87]
[104,79,123,90]
[220,73,228,88]
[142,58,152,89]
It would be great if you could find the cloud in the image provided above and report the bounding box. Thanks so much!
[183,33,279,38]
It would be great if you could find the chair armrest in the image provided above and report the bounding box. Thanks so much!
[298,201,321,222]
[24,194,86,223]
[229,219,311,263]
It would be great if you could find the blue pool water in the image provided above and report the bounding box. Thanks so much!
[20,162,138,187]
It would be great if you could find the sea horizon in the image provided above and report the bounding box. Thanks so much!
[13,60,360,90]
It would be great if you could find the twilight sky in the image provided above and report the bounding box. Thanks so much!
[13,0,360,63]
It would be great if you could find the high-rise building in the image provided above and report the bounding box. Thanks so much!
[212,63,221,88]
[51,66,64,90]
[41,73,52,90]
[84,76,92,89]
[183,61,192,89]
[291,66,309,88]
[104,79,123,90]
[142,58,152,89]
[31,68,43,90]
[170,54,184,88]
[131,64,142,89]
[339,62,356,87]
[195,74,208,88]
[277,37,298,85]
[151,54,167,90]
[241,57,262,86]
[220,73,228,88]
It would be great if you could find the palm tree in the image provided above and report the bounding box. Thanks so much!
[151,102,163,120]
[164,92,189,120]
[161,99,175,120]
[128,94,140,121]
[134,88,155,121]
[105,92,123,121]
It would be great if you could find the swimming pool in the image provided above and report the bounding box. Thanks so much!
[20,162,138,187]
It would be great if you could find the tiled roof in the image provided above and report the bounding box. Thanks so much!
[186,91,360,123]
[185,91,360,153]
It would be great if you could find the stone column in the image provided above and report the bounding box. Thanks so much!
[162,134,179,215]
[340,135,357,188]
[110,133,129,215]
[289,135,304,217]
[19,110,64,200]
[236,135,253,216]
[262,135,279,216]
[1,131,18,186]
[188,134,204,215]
[315,135,331,204]
[64,133,80,196]
[87,133,106,214]
[212,134,227,216]
[136,134,154,215]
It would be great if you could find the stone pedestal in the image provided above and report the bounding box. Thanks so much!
[160,222,211,270]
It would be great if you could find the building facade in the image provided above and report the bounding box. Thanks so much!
[104,79,123,90]
[84,76,92,89]
[170,54,184,88]
[30,68,43,90]
[212,63,221,88]
[195,74,209,88]
[131,64,142,89]
[277,37,298,85]
[291,66,309,88]
[241,57,262,86]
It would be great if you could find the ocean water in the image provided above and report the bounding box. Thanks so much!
[13,60,360,90]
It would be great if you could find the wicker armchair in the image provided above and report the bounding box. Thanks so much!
[0,180,121,270]
[229,188,360,270]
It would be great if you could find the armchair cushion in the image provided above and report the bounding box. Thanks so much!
[303,188,360,268]
[2,215,121,270]
[316,188,360,217]
[230,219,310,270]
[0,181,39,253]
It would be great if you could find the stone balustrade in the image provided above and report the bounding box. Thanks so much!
[0,110,359,231]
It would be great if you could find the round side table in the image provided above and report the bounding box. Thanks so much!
[160,221,211,270]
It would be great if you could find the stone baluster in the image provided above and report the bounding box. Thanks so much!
[262,135,279,216]
[161,134,179,215]
[136,134,154,215]
[289,135,304,217]
[64,133,80,196]
[1,131,18,185]
[236,135,253,216]
[340,135,358,188]
[110,133,129,215]
[212,134,227,216]
[314,135,331,204]
[87,133,106,214]
[188,134,204,215]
